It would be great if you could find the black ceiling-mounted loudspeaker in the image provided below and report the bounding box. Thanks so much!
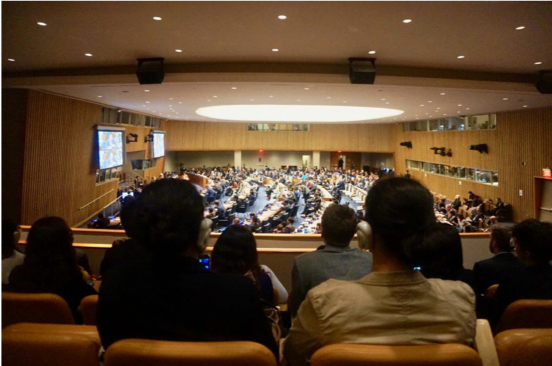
[536,70,552,94]
[136,57,165,85]
[348,58,376,84]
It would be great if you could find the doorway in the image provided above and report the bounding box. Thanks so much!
[302,155,311,167]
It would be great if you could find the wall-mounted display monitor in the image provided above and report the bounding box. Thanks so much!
[97,128,124,170]
[153,131,165,158]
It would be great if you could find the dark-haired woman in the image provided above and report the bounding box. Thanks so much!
[2,219,25,285]
[284,177,476,366]
[212,224,287,304]
[8,217,96,322]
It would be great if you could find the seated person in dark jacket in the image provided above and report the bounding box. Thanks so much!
[8,216,97,323]
[93,213,111,229]
[99,200,150,277]
[97,179,277,357]
[494,219,552,325]
[473,223,524,295]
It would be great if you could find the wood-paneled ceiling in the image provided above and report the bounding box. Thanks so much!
[3,1,552,123]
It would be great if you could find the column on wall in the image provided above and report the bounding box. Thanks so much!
[234,150,242,168]
[312,151,321,168]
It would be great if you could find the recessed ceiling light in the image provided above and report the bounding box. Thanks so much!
[144,90,150,92]
[169,105,172,107]
[85,53,93,57]
[142,105,145,107]
[420,105,425,107]
[175,49,182,53]
[503,98,509,100]
[304,88,309,90]
[440,93,446,96]
[197,105,404,122]
[153,16,162,21]
[343,101,347,103]
[535,61,542,65]
[146,101,150,103]
[272,48,279,52]
[523,105,528,108]
[297,100,301,102]
[178,102,182,104]
[437,107,441,109]
[207,100,211,102]
[381,98,386,101]
[428,101,432,103]
[457,55,465,59]
[37,22,47,26]
[466,108,470,110]
[7,58,15,62]
[169,98,173,100]
[327,97,331,99]
[403,19,412,23]
[97,96,102,98]
[386,102,390,105]
[231,87,237,90]
[269,96,273,98]
[457,111,461,113]
[368,50,376,54]
[278,15,287,20]
[213,96,217,98]
[444,114,447,116]
[458,104,462,106]
[516,26,525,30]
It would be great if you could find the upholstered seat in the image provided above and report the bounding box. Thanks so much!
[2,324,101,366]
[80,294,99,325]
[495,299,552,334]
[494,328,552,366]
[2,292,74,328]
[311,343,482,366]
[105,339,277,366]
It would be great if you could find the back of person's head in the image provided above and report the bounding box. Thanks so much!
[2,219,19,260]
[420,223,464,278]
[288,218,295,224]
[365,177,435,266]
[321,204,357,248]
[120,199,140,238]
[98,213,105,219]
[490,223,514,252]
[25,216,80,280]
[211,224,260,275]
[512,219,552,265]
[133,179,204,256]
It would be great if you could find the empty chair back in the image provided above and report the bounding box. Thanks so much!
[105,339,277,366]
[494,328,552,366]
[495,299,552,333]
[2,292,74,328]
[310,343,482,366]
[80,295,99,325]
[2,328,100,366]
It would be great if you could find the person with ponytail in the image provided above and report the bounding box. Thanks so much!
[284,177,476,366]
[97,179,277,358]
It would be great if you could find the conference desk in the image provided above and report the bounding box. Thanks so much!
[186,172,208,188]
[318,186,333,202]
[204,202,234,217]
[17,226,491,294]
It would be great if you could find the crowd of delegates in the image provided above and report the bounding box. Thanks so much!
[4,175,551,365]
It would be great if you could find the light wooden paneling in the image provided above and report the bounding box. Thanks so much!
[393,107,552,222]
[165,121,395,152]
[21,91,118,226]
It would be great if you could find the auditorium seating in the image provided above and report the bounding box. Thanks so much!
[2,292,75,328]
[310,343,482,366]
[104,339,277,366]
[494,328,552,366]
[2,323,101,366]
[495,299,552,334]
[80,295,99,325]
[484,284,499,299]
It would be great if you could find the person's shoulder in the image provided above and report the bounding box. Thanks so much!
[474,257,494,268]
[426,278,475,304]
[307,278,360,300]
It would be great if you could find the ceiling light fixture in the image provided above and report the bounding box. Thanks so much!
[85,53,93,57]
[97,96,102,98]
[368,50,376,54]
[196,105,404,123]
[153,16,162,21]
[278,15,287,20]
[231,87,237,90]
[457,55,465,59]
[440,93,446,95]
[272,48,279,52]
[535,61,542,65]
[7,58,15,62]
[503,97,509,100]
[523,105,528,108]
[175,49,182,53]
[403,19,412,23]
[144,89,150,92]
[516,26,525,30]
[304,88,309,90]
[37,22,47,26]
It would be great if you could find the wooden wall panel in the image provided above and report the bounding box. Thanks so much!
[393,107,552,222]
[21,91,118,226]
[165,121,395,152]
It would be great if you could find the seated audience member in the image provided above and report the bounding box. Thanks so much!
[99,200,150,277]
[288,204,373,317]
[494,219,552,324]
[214,200,226,218]
[8,217,97,322]
[284,178,476,366]
[282,218,296,234]
[93,213,110,229]
[420,223,478,295]
[273,223,285,233]
[212,225,287,304]
[233,218,241,225]
[97,179,276,356]
[249,214,262,233]
[473,224,523,295]
[2,219,25,285]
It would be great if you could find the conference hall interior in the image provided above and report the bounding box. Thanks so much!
[2,2,552,366]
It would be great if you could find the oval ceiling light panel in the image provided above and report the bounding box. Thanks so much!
[196,105,404,123]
